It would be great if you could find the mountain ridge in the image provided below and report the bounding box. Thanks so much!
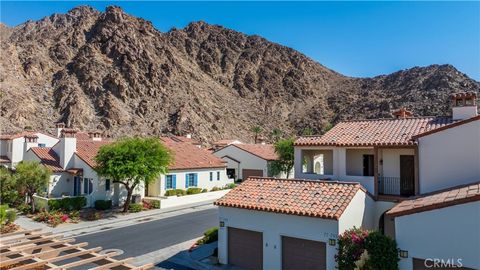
[1,5,479,143]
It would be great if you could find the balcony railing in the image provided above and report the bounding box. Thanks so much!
[378,176,401,195]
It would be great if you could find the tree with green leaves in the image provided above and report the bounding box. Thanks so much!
[268,138,295,178]
[95,137,172,212]
[251,126,263,144]
[270,128,283,142]
[0,167,17,206]
[15,161,51,213]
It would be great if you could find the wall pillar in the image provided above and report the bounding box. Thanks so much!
[374,146,379,198]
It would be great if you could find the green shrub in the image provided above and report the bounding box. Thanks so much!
[201,189,208,193]
[187,188,202,195]
[128,203,143,213]
[6,210,16,223]
[0,205,7,224]
[150,200,160,209]
[337,227,368,270]
[48,197,86,211]
[17,204,32,215]
[94,200,112,210]
[164,189,186,196]
[211,186,220,192]
[175,189,186,196]
[197,227,219,245]
[364,231,399,270]
[226,183,236,189]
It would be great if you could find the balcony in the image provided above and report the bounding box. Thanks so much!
[378,176,414,196]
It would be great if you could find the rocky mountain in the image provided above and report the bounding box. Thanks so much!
[1,6,479,143]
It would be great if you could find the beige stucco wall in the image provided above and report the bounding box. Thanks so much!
[345,149,374,176]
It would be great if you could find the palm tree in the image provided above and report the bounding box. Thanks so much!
[271,128,283,142]
[251,126,262,144]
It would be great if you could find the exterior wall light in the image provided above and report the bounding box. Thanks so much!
[399,250,408,258]
[219,221,225,228]
[328,239,336,246]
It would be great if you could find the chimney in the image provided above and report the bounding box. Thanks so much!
[55,122,65,138]
[186,133,192,139]
[24,134,39,154]
[451,92,478,120]
[54,128,77,169]
[88,131,102,141]
[392,108,413,119]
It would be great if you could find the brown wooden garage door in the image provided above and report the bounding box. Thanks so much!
[242,169,264,180]
[282,236,326,270]
[413,258,474,270]
[228,227,263,270]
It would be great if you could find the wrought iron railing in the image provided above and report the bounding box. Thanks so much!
[378,176,401,195]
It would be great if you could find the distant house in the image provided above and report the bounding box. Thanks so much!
[23,127,135,207]
[0,130,59,168]
[146,136,233,196]
[387,182,480,270]
[210,139,243,151]
[215,177,375,270]
[213,143,292,180]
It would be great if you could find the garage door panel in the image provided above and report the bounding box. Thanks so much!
[282,236,326,270]
[228,227,263,270]
[242,169,264,180]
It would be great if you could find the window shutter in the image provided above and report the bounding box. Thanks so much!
[185,174,189,188]
[194,173,198,186]
[164,176,168,190]
[173,175,177,189]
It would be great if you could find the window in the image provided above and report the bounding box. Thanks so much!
[363,155,374,177]
[38,143,46,148]
[186,173,197,187]
[217,171,220,181]
[105,179,110,191]
[456,98,464,106]
[210,172,213,181]
[166,175,175,189]
[465,98,474,106]
[83,178,93,194]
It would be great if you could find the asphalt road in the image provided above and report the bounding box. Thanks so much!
[75,207,218,259]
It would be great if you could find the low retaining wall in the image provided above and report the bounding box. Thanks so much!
[157,190,231,209]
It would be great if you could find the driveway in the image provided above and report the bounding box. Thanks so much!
[75,207,218,259]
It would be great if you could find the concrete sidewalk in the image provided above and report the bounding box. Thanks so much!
[15,199,218,237]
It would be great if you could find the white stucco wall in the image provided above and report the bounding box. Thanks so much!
[218,207,339,269]
[379,148,415,179]
[150,167,232,196]
[8,133,59,166]
[418,119,480,194]
[214,145,269,179]
[338,190,376,233]
[452,106,477,120]
[394,202,480,270]
[345,149,374,176]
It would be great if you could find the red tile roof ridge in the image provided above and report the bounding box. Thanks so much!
[412,115,480,139]
[339,116,447,123]
[387,181,480,217]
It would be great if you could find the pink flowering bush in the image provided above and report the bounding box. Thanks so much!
[336,227,399,270]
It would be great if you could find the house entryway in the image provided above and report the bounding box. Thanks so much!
[228,227,263,270]
[400,155,415,196]
[281,236,326,270]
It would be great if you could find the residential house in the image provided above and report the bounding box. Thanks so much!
[213,143,292,180]
[215,177,376,270]
[387,182,480,270]
[146,136,233,196]
[218,92,479,269]
[23,127,141,207]
[0,130,59,168]
[210,139,243,151]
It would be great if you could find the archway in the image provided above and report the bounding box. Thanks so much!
[379,211,396,238]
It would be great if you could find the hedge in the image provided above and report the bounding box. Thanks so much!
[165,189,186,196]
[94,200,112,211]
[129,203,143,213]
[197,227,218,245]
[48,197,86,211]
[186,188,203,195]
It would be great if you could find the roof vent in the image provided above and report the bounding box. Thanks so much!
[392,108,413,119]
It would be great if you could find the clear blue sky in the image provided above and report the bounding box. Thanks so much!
[1,1,479,80]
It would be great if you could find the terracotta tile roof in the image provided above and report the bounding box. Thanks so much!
[161,137,226,170]
[387,182,480,217]
[29,147,63,172]
[76,140,111,168]
[215,177,367,220]
[412,115,480,139]
[75,132,91,141]
[0,155,10,164]
[295,117,454,147]
[225,144,278,161]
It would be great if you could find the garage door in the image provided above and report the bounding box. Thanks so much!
[242,169,264,180]
[228,227,263,270]
[413,258,474,270]
[282,236,326,270]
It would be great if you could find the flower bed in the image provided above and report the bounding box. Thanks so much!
[32,210,80,227]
